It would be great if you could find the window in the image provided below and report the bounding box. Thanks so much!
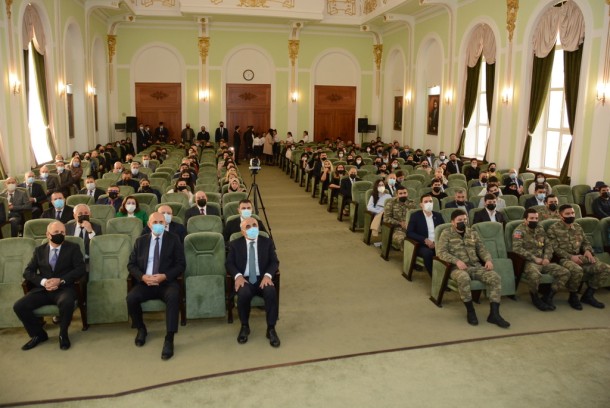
[27,41,53,164]
[464,57,489,160]
[529,38,572,175]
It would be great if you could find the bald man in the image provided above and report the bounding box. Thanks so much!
[141,205,186,243]
[13,221,86,350]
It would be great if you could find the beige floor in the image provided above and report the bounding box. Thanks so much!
[1,164,609,407]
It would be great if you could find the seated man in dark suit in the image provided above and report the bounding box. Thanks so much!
[464,158,481,182]
[184,191,221,225]
[41,192,74,224]
[78,176,104,201]
[446,153,463,175]
[592,184,610,218]
[445,189,475,213]
[126,212,186,360]
[338,167,361,216]
[142,205,186,243]
[1,176,33,236]
[524,184,548,209]
[96,185,123,213]
[470,171,489,189]
[226,217,280,348]
[65,204,102,260]
[116,169,141,191]
[406,194,445,275]
[430,178,448,201]
[137,178,162,203]
[20,171,46,218]
[223,199,267,242]
[473,193,506,225]
[13,221,86,350]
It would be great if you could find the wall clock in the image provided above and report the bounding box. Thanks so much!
[243,69,254,81]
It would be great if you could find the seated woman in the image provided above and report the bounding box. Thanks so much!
[319,159,334,204]
[353,155,364,169]
[528,172,553,195]
[324,163,344,205]
[227,177,247,193]
[389,158,401,172]
[116,195,148,227]
[167,179,194,206]
[367,179,392,238]
[431,168,448,189]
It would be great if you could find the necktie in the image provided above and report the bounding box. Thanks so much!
[28,185,32,196]
[81,228,90,255]
[8,194,12,204]
[90,190,94,197]
[56,211,62,220]
[200,208,205,215]
[152,237,160,275]
[248,242,257,284]
[50,248,58,271]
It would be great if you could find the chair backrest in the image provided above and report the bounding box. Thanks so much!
[402,179,422,190]
[434,223,453,242]
[448,174,466,182]
[361,165,378,173]
[440,208,455,224]
[154,202,187,222]
[132,193,158,208]
[472,221,508,258]
[89,234,132,280]
[584,192,600,216]
[0,238,36,283]
[162,192,190,207]
[575,217,604,253]
[500,206,525,222]
[186,215,223,234]
[106,217,143,247]
[95,178,116,191]
[553,184,574,204]
[23,219,55,242]
[519,172,535,181]
[150,172,172,184]
[600,217,610,249]
[223,192,247,205]
[405,174,426,184]
[519,194,534,207]
[201,191,221,205]
[547,178,561,187]
[541,218,559,231]
[184,232,226,277]
[118,186,135,197]
[447,179,468,189]
[102,172,119,180]
[440,196,453,209]
[571,184,591,207]
[502,194,519,207]
[504,220,523,252]
[66,194,94,207]
[90,204,116,225]
[223,201,240,219]
[362,174,381,183]
[148,178,168,193]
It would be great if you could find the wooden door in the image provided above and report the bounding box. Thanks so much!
[226,84,271,159]
[314,85,356,143]
[135,83,181,143]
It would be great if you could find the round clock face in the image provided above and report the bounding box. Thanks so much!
[243,69,254,81]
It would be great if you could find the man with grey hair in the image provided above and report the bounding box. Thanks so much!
[65,204,102,259]
[1,176,33,236]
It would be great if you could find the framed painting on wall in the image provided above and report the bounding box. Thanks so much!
[427,95,440,135]
[393,96,402,131]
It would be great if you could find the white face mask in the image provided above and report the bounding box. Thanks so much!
[125,204,136,213]
[143,160,149,166]
[7,183,17,192]
[56,166,65,173]
[537,177,545,183]
[377,186,385,194]
[40,172,48,179]
[86,182,96,191]
[423,202,434,212]
[440,155,445,160]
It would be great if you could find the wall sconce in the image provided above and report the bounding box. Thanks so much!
[58,81,66,96]
[444,89,453,104]
[501,87,513,104]
[596,83,608,106]
[404,91,412,104]
[199,89,209,102]
[87,84,96,96]
[66,83,73,95]
[9,74,21,95]
[290,91,298,103]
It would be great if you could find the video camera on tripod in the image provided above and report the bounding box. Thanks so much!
[249,157,262,174]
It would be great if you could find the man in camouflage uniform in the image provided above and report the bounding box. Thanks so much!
[383,186,417,250]
[547,204,609,309]
[537,194,561,221]
[512,209,573,311]
[437,209,510,328]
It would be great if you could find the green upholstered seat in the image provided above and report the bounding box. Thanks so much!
[106,217,143,247]
[161,192,190,207]
[132,193,158,208]
[66,194,94,207]
[186,215,223,234]
[223,192,247,205]
[349,181,373,232]
[0,238,36,328]
[499,206,525,223]
[23,218,55,244]
[223,201,240,219]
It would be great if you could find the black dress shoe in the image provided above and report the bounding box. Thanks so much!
[59,334,71,350]
[161,339,174,360]
[135,328,147,347]
[237,325,250,344]
[266,328,281,348]
[21,333,49,351]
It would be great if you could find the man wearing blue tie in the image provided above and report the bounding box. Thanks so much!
[226,217,280,347]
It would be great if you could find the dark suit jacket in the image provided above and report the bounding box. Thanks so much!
[524,197,545,209]
[406,210,444,244]
[41,205,74,224]
[445,200,475,212]
[154,127,169,143]
[128,231,185,283]
[55,171,73,197]
[23,240,86,289]
[1,188,32,212]
[472,209,506,225]
[215,127,229,143]
[78,188,104,201]
[197,130,210,141]
[464,166,480,182]
[223,216,267,242]
[233,130,241,147]
[226,236,279,282]
[66,221,103,255]
[142,221,186,243]
[184,205,221,226]
[19,182,46,206]
[136,129,149,151]
[446,160,463,175]
[116,179,140,191]
[96,197,123,213]
[339,177,361,200]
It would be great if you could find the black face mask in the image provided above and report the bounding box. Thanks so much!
[398,197,408,203]
[50,233,65,245]
[456,222,467,231]
[528,221,538,229]
[481,177,488,183]
[140,186,151,192]
[349,174,357,180]
[432,187,441,193]
[486,203,496,211]
[197,199,207,207]
[548,203,558,211]
[108,192,118,199]
[337,170,345,174]
[601,192,609,199]
[563,216,575,225]
[177,186,187,191]
[456,200,465,206]
[489,167,496,172]
[493,192,500,198]
[78,215,90,223]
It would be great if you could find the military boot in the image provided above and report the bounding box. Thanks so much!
[464,301,478,326]
[486,302,510,328]
[581,287,605,309]
[541,290,556,311]
[530,291,551,311]
[568,292,583,310]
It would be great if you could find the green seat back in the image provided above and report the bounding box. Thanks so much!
[502,195,518,207]
[23,219,55,243]
[223,192,247,205]
[132,193,158,208]
[106,217,143,247]
[571,184,591,207]
[575,217,604,254]
[161,192,190,207]
[0,238,36,328]
[585,192,599,216]
[118,186,135,197]
[223,201,240,219]
[186,215,223,234]
[553,184,574,204]
[500,206,525,223]
[504,220,523,252]
[66,194,94,207]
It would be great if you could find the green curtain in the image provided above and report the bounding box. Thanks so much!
[482,62,496,162]
[31,44,56,158]
[519,48,555,173]
[457,56,482,156]
[559,44,583,183]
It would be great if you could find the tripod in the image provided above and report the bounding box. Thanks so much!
[247,171,272,240]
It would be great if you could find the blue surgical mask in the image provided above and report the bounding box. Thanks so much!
[40,173,49,180]
[27,177,35,184]
[163,213,172,224]
[536,193,546,201]
[388,179,396,186]
[241,209,252,218]
[246,227,259,240]
[151,223,165,236]
[53,199,64,209]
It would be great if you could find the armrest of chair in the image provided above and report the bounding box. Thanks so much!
[402,238,421,281]
[429,257,454,307]
[380,221,397,260]
[507,251,526,284]
[22,279,34,294]
[349,201,360,231]
[225,270,281,325]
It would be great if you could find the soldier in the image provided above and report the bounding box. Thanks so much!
[437,209,510,328]
[383,186,417,250]
[537,194,560,221]
[512,209,573,311]
[547,204,609,309]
